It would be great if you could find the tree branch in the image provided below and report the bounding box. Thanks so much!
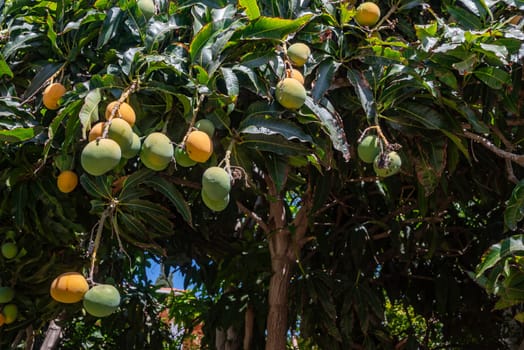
[462,130,524,166]
[236,201,270,234]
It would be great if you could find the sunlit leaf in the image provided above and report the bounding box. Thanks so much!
[79,89,101,140]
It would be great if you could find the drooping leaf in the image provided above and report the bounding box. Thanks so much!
[304,97,350,161]
[312,59,338,102]
[347,68,377,122]
[474,67,511,90]
[476,235,524,277]
[505,180,524,231]
[239,115,313,143]
[79,89,101,140]
[144,176,193,226]
[97,7,123,48]
[220,67,239,98]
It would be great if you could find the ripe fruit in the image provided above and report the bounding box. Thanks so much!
[138,0,155,19]
[105,101,136,127]
[108,118,134,154]
[57,170,78,193]
[195,119,215,137]
[121,132,141,159]
[373,151,401,177]
[140,132,174,171]
[0,287,15,303]
[50,272,89,304]
[83,284,121,317]
[3,304,17,324]
[201,189,230,212]
[88,122,105,142]
[357,135,381,164]
[185,130,213,163]
[43,82,66,110]
[1,242,18,259]
[276,78,307,110]
[355,2,381,27]
[81,138,122,176]
[202,166,231,200]
[287,43,310,67]
[174,146,197,167]
[287,68,305,85]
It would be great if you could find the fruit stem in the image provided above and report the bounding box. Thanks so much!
[180,93,205,147]
[101,80,139,139]
[360,125,389,147]
[88,206,112,284]
[371,0,401,33]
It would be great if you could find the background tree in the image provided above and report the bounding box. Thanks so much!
[0,0,524,349]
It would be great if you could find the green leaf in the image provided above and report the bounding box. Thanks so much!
[474,67,510,90]
[97,7,123,48]
[239,133,311,156]
[312,59,338,102]
[79,174,113,200]
[347,68,377,122]
[239,0,260,20]
[239,115,313,143]
[476,235,524,277]
[515,312,524,323]
[505,181,524,231]
[0,54,13,78]
[265,154,288,192]
[79,89,101,140]
[220,67,239,98]
[0,127,35,142]
[393,103,445,130]
[22,63,64,101]
[144,177,193,226]
[304,97,351,162]
[234,14,314,40]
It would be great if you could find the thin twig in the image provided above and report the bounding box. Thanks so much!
[463,129,524,166]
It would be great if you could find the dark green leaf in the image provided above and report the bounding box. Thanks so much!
[505,181,524,231]
[474,67,511,90]
[312,59,338,102]
[97,7,123,48]
[144,177,193,226]
[347,68,377,121]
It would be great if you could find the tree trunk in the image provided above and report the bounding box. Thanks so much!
[265,254,293,350]
[40,320,62,350]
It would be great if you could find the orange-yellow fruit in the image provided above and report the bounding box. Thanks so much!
[287,43,310,67]
[81,138,122,176]
[2,304,17,324]
[355,2,381,27]
[43,83,66,110]
[57,170,78,193]
[105,101,136,127]
[140,132,173,171]
[50,272,89,304]
[275,78,307,110]
[88,122,105,142]
[185,131,213,163]
[287,68,305,85]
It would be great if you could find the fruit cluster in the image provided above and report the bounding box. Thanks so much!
[50,272,121,318]
[201,166,231,212]
[0,286,18,326]
[357,134,402,177]
[276,43,310,110]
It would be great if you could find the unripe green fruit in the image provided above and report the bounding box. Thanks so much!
[121,132,141,159]
[1,242,17,259]
[373,151,401,177]
[3,304,17,324]
[201,189,230,212]
[0,287,14,303]
[83,284,121,318]
[195,119,215,137]
[108,118,134,155]
[140,132,174,171]
[202,166,231,200]
[287,43,311,67]
[81,139,122,176]
[138,0,155,19]
[174,146,197,167]
[357,135,380,163]
[276,78,307,110]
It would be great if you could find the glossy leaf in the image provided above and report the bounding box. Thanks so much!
[505,180,524,231]
[239,115,313,143]
[234,14,314,40]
